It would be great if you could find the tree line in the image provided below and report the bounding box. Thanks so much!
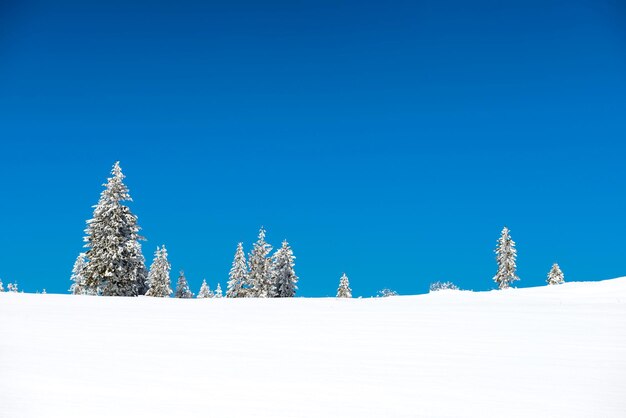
[68,162,308,298]
[2,162,566,297]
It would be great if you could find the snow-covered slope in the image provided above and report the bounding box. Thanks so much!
[2,279,626,418]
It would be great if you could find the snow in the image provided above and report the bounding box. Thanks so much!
[2,279,626,418]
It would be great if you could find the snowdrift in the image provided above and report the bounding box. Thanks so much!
[2,279,626,418]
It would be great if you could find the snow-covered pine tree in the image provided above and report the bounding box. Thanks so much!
[69,253,89,295]
[493,227,519,289]
[336,273,352,298]
[175,270,193,298]
[226,242,248,298]
[248,227,273,297]
[197,279,214,298]
[145,246,172,297]
[7,282,18,293]
[0,279,4,292]
[270,240,298,297]
[81,162,148,296]
[547,263,565,285]
[214,283,223,298]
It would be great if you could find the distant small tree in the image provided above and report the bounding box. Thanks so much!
[7,282,18,293]
[336,273,352,298]
[547,263,565,285]
[69,253,89,295]
[175,271,193,299]
[214,283,223,298]
[197,279,213,298]
[377,288,399,297]
[493,227,519,289]
[226,242,248,298]
[0,279,4,292]
[429,281,459,292]
[145,246,172,298]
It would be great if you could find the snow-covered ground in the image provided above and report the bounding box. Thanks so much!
[2,279,625,418]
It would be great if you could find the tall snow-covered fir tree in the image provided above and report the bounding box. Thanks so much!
[270,240,298,297]
[69,253,90,295]
[197,279,213,298]
[145,246,172,297]
[547,263,565,285]
[248,227,273,297]
[493,227,519,289]
[81,162,148,296]
[175,270,193,298]
[214,283,223,298]
[336,273,352,298]
[226,242,248,298]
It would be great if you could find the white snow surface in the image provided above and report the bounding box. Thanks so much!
[2,278,626,418]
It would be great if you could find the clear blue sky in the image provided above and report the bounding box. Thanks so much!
[1,0,625,296]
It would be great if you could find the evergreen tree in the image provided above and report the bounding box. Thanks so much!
[270,240,298,297]
[0,279,4,292]
[81,162,148,296]
[145,246,172,297]
[226,242,248,298]
[493,227,519,289]
[7,282,18,293]
[69,253,89,295]
[197,279,213,298]
[336,273,352,298]
[175,270,193,298]
[248,227,273,297]
[214,283,223,298]
[547,263,565,285]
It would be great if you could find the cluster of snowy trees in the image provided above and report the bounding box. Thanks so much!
[68,162,302,298]
[493,227,565,289]
[0,279,19,293]
[59,164,568,299]
[224,228,299,298]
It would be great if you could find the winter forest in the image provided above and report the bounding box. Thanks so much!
[0,162,558,298]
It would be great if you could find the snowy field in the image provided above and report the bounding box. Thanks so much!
[1,279,626,418]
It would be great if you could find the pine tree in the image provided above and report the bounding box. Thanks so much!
[336,273,352,298]
[214,283,223,298]
[7,282,18,293]
[175,270,193,298]
[226,242,248,298]
[270,240,298,297]
[81,162,148,296]
[69,253,90,295]
[197,279,213,298]
[0,279,4,292]
[145,246,172,297]
[493,227,519,289]
[248,227,273,297]
[547,263,565,285]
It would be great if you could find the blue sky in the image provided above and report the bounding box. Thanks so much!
[1,0,625,296]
